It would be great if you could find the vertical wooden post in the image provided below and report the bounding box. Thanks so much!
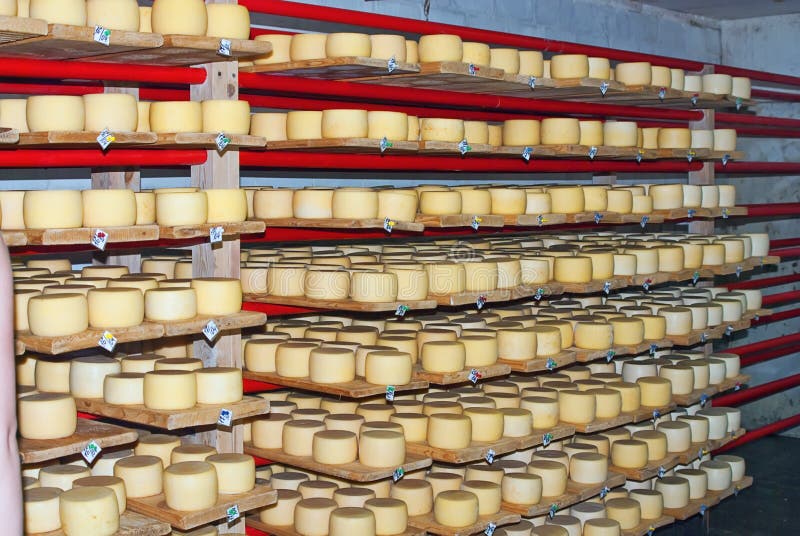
[688,109,716,236]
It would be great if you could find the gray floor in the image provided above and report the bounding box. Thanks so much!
[660,436,798,535]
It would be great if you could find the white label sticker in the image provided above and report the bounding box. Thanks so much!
[722,153,731,166]
[468,63,477,76]
[588,146,599,159]
[395,305,409,317]
[636,149,644,163]
[379,136,393,153]
[385,386,396,401]
[226,504,240,522]
[640,216,649,228]
[91,229,108,251]
[468,368,481,384]
[522,146,533,161]
[97,128,114,150]
[209,226,224,244]
[476,295,487,310]
[218,408,233,427]
[471,215,482,230]
[594,212,603,224]
[600,81,609,96]
[203,320,220,342]
[215,132,231,152]
[218,39,232,57]
[687,150,696,163]
[93,25,111,46]
[99,331,117,352]
[81,440,102,464]
[485,449,496,464]
[542,432,553,447]
[658,87,667,100]
[383,217,396,233]
[458,139,471,155]
[485,522,497,536]
[387,56,397,73]
[528,76,536,89]
[392,467,405,482]
[606,350,615,363]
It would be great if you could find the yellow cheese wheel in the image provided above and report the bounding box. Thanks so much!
[541,118,580,145]
[519,51,544,76]
[550,55,589,79]
[615,62,652,86]
[205,4,250,39]
[150,0,206,35]
[367,111,408,141]
[155,190,207,226]
[527,460,567,497]
[143,370,196,410]
[24,487,62,534]
[569,452,608,484]
[434,490,479,528]
[59,486,120,536]
[603,121,638,147]
[359,430,406,468]
[461,42,490,66]
[0,190,25,229]
[427,414,471,449]
[190,277,241,315]
[113,455,162,498]
[420,118,465,142]
[81,189,137,228]
[588,57,611,79]
[290,33,327,61]
[502,119,541,146]
[206,453,255,494]
[418,34,463,62]
[324,32,371,58]
[657,128,691,149]
[250,113,287,141]
[714,129,737,152]
[83,93,138,133]
[149,101,202,133]
[254,34,291,64]
[195,367,242,404]
[651,66,672,87]
[321,109,368,139]
[490,48,520,73]
[201,100,250,135]
[670,69,685,90]
[579,120,604,146]
[29,0,86,24]
[0,99,28,133]
[23,190,82,229]
[732,77,751,99]
[654,476,690,508]
[370,34,406,61]
[547,186,585,213]
[702,74,733,95]
[163,461,218,511]
[18,393,77,440]
[28,293,88,336]
[87,288,143,329]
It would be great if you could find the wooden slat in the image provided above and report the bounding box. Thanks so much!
[0,24,162,60]
[428,288,511,307]
[153,132,266,149]
[240,56,419,78]
[14,131,157,147]
[675,429,747,464]
[242,370,428,399]
[663,496,719,521]
[247,517,424,536]
[31,511,171,536]
[264,137,418,153]
[417,140,494,155]
[257,217,424,233]
[623,403,677,424]
[126,482,276,531]
[515,424,577,450]
[609,453,680,482]
[159,220,265,239]
[665,321,750,348]
[13,225,159,246]
[415,214,504,228]
[508,213,569,227]
[0,15,48,44]
[16,323,165,355]
[498,350,576,373]
[19,419,138,465]
[88,34,272,66]
[74,396,269,431]
[161,311,266,337]
[671,374,750,406]
[245,293,437,313]
[406,509,519,536]
[567,413,633,434]
[705,475,753,504]
[244,443,431,482]
[502,472,626,517]
[573,339,674,363]
[412,363,510,386]
[620,515,675,536]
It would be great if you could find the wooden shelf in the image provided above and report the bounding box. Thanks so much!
[31,511,170,536]
[620,515,675,536]
[662,475,753,521]
[3,224,159,247]
[247,516,424,536]
[497,350,576,373]
[244,293,438,313]
[265,137,418,153]
[405,424,576,464]
[418,140,494,155]
[665,320,751,348]
[415,214,505,229]
[429,288,512,307]
[126,482,276,531]
[672,374,751,406]
[502,472,626,517]
[407,508,520,536]
[411,363,511,386]
[503,213,569,227]
[242,370,428,399]
[699,255,780,277]
[0,15,48,44]
[707,475,754,503]
[161,311,266,337]
[573,339,673,363]
[13,131,157,147]
[19,418,138,465]
[159,220,265,240]
[609,453,679,482]
[243,443,432,482]
[566,413,633,434]
[153,132,266,149]
[240,56,420,78]
[0,23,162,61]
[74,396,268,431]
[357,61,505,90]
[674,428,747,464]
[88,34,272,66]
[257,217,424,233]
[623,403,678,424]
[651,206,748,219]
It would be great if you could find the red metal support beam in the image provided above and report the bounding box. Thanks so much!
[713,65,800,90]
[740,204,800,217]
[715,162,800,175]
[752,308,800,326]
[0,149,206,168]
[726,333,800,357]
[741,344,800,367]
[715,413,800,454]
[0,57,205,85]
[726,274,800,290]
[714,374,800,407]
[770,238,800,249]
[761,291,800,307]
[751,89,800,103]
[716,113,800,129]
[770,247,800,258]
[730,128,800,139]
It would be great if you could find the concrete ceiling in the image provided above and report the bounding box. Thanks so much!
[638,0,800,19]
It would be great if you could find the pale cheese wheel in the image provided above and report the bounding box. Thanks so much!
[83,93,138,133]
[254,34,291,65]
[328,506,376,536]
[579,121,604,146]
[464,121,489,144]
[87,288,143,329]
[205,4,250,39]
[163,461,217,511]
[350,272,398,302]
[321,109,368,139]
[684,75,702,92]
[657,128,691,149]
[632,195,653,214]
[519,51,544,77]
[28,0,85,24]
[558,390,596,424]
[364,497,408,536]
[18,393,77,440]
[604,498,641,530]
[615,62,652,86]
[588,57,611,79]
[290,33,327,61]
[421,340,465,372]
[502,119,540,146]
[143,287,197,321]
[59,486,119,536]
[491,48,520,73]
[700,460,732,490]
[275,342,317,378]
[294,188,333,218]
[611,440,648,469]
[547,186,584,214]
[702,74,733,95]
[428,414,471,449]
[641,127,660,149]
[377,189,418,222]
[658,365,694,395]
[206,453,255,494]
[202,100,250,135]
[294,497,338,536]
[434,490,479,528]
[143,370,196,410]
[541,118,580,145]
[527,460,567,497]
[150,0,206,35]
[660,307,693,335]
[463,407,504,442]
[250,113,287,141]
[0,99,28,133]
[155,191,207,225]
[191,277,241,315]
[696,408,729,439]
[715,454,746,482]
[713,129,737,152]
[574,322,613,350]
[603,121,638,147]
[732,77,751,99]
[365,350,413,386]
[195,367,242,404]
[131,192,155,225]
[334,488,376,508]
[637,376,672,407]
[405,40,419,62]
[283,419,326,457]
[370,34,406,62]
[359,430,405,468]
[252,414,292,449]
[331,188,378,219]
[149,101,202,133]
[550,55,589,79]
[691,129,715,150]
[420,118,465,142]
[418,34,463,62]
[670,69,686,90]
[135,101,151,132]
[309,347,355,384]
[170,444,216,464]
[286,111,323,140]
[554,256,593,283]
[113,455,162,498]
[23,190,82,230]
[569,452,608,484]
[651,66,672,87]
[253,188,294,218]
[367,111,408,141]
[461,42,490,66]
[69,355,121,399]
[24,487,62,534]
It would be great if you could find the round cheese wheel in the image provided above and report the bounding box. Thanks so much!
[87,288,143,329]
[418,34,463,62]
[659,307,693,335]
[464,121,489,144]
[502,119,541,146]
[559,390,596,424]
[434,490,479,528]
[286,110,323,140]
[714,128,737,152]
[283,419,326,457]
[428,414,471,449]
[294,497,338,536]
[605,498,641,530]
[143,370,196,410]
[731,77,751,99]
[143,287,196,321]
[170,444,216,464]
[195,367,242,404]
[604,121,638,147]
[615,62,652,86]
[290,33,327,61]
[27,293,88,336]
[23,190,82,229]
[24,487,62,534]
[150,0,206,35]
[651,66,672,87]
[632,429,668,460]
[588,57,611,79]
[715,454,746,482]
[359,430,405,468]
[113,455,162,498]
[627,489,663,521]
[519,51,544,76]
[334,488,376,508]
[162,461,218,512]
[321,109,368,139]
[250,113,287,141]
[350,272,397,303]
[420,118,465,142]
[527,460,567,497]
[309,347,356,384]
[675,469,708,499]
[205,4,250,39]
[670,68,686,90]
[149,101,202,133]
[461,42,490,66]
[460,480,501,516]
[253,34,292,65]
[206,453,255,494]
[569,452,608,484]
[275,342,318,378]
[328,506,376,536]
[554,256,593,283]
[541,118,580,145]
[573,322,613,350]
[654,476,690,508]
[657,128,691,149]
[367,111,408,141]
[550,55,589,79]
[490,48,520,73]
[364,497,408,536]
[69,355,121,399]
[370,34,406,61]
[365,350,413,386]
[702,74,733,95]
[202,100,250,135]
[579,121,604,146]
[0,189,26,229]
[377,190,418,222]
[18,393,77,440]
[83,93,138,133]
[547,186,585,213]
[611,439,648,468]
[390,480,433,516]
[28,0,85,24]
[59,486,119,536]
[294,188,334,218]
[190,277,242,315]
[637,377,672,407]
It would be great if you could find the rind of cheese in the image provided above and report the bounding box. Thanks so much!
[550,55,589,79]
[615,62,652,86]
[206,453,256,494]
[490,48,520,74]
[143,370,196,410]
[461,42,490,66]
[603,121,639,147]
[87,288,144,329]
[702,74,733,95]
[433,490,479,528]
[83,93,138,132]
[610,439,648,469]
[149,101,202,133]
[519,51,544,76]
[322,109,368,139]
[541,118,580,145]
[502,119,541,146]
[202,100,250,135]
[0,99,29,133]
[418,34,463,62]
[23,190,83,230]
[290,33,327,61]
[163,461,218,511]
[59,486,120,536]
[113,455,163,498]
[28,293,88,336]
[150,0,206,35]
[18,393,77,440]
[657,128,691,149]
[370,34,406,61]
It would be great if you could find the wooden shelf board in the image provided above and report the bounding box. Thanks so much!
[74,396,269,431]
[19,418,138,465]
[507,213,569,227]
[256,217,424,233]
[565,211,665,224]
[161,311,266,337]
[0,24,162,61]
[623,403,677,424]
[412,363,511,386]
[609,453,679,482]
[502,472,626,517]
[246,517,424,536]
[573,339,674,363]
[675,429,747,464]
[16,323,165,355]
[265,137,418,153]
[126,482,276,531]
[743,309,772,321]
[665,320,750,348]
[244,293,437,313]
[153,132,266,149]
[242,370,428,399]
[356,61,506,91]
[240,56,420,78]
[243,443,431,482]
[417,140,494,155]
[498,350,576,373]
[429,289,512,307]
[415,214,505,229]
[516,424,577,450]
[88,34,272,66]
[31,511,171,536]
[4,224,160,247]
[14,131,157,147]
[159,220,265,239]
[699,255,778,278]
[566,413,633,434]
[490,145,558,158]
[0,127,20,144]
[620,515,675,536]
[663,495,719,521]
[672,374,750,406]
[0,15,48,44]
[707,475,754,503]
[407,509,520,536]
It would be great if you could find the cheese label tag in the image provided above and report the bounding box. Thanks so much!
[81,440,102,464]
[699,504,707,516]
[691,94,699,107]
[735,265,743,278]
[734,382,742,391]
[468,63,477,76]
[458,139,472,155]
[701,332,708,343]
[215,132,231,152]
[218,408,233,427]
[599,81,609,96]
[93,25,111,46]
[99,331,117,352]
[692,271,700,285]
[650,344,658,356]
[594,212,603,224]
[385,386,396,401]
[657,466,666,479]
[392,467,404,482]
[698,448,705,460]
[209,226,225,243]
[383,217,396,233]
[636,149,644,163]
[395,305,409,317]
[476,295,487,310]
[97,128,115,150]
[387,56,397,73]
[548,503,558,518]
[648,526,655,536]
[687,150,696,163]
[606,350,615,363]
[203,320,220,342]
[91,229,108,251]
[736,97,743,110]
[640,216,649,228]
[588,146,598,159]
[534,287,544,301]
[522,146,533,161]
[734,485,741,497]
[722,207,730,218]
[599,486,610,499]
[754,314,760,322]
[725,325,734,336]
[546,358,557,371]
[485,449,495,464]
[218,39,232,57]
[603,281,612,295]
[380,136,393,153]
[537,214,546,226]
[658,87,667,100]
[652,409,661,422]
[643,279,652,292]
[484,522,497,536]
[471,215,482,230]
[542,432,553,447]
[226,504,240,522]
[528,76,536,89]
[468,368,482,384]
[722,154,731,166]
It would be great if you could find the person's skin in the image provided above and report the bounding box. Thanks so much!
[0,236,22,533]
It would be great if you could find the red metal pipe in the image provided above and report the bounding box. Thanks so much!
[0,82,103,96]
[726,274,800,290]
[240,0,704,70]
[716,162,800,175]
[770,247,800,258]
[715,413,800,454]
[741,204,800,217]
[729,128,800,139]
[741,345,800,367]
[714,374,800,407]
[0,149,206,168]
[752,308,800,326]
[716,113,800,129]
[241,151,703,173]
[762,291,800,307]
[770,238,800,248]
[0,57,205,85]
[243,300,321,315]
[726,333,800,357]
[238,73,704,122]
[751,89,800,103]
[243,378,281,393]
[714,65,800,90]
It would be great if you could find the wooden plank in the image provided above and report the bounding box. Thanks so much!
[19,419,138,465]
[418,140,494,155]
[243,443,431,482]
[0,15,48,44]
[14,339,24,356]
[515,424,577,450]
[257,217,424,233]
[241,56,419,78]
[89,34,272,66]
[497,350,576,373]
[161,311,266,337]
[675,429,747,465]
[31,511,171,536]
[623,403,677,424]
[502,472,626,517]
[245,293,437,313]
[411,363,511,386]
[247,517,424,536]
[609,453,679,482]
[509,213,569,227]
[0,24,162,60]
[0,127,20,144]
[671,375,750,407]
[264,137,418,153]
[407,509,519,536]
[663,495,720,521]
[665,321,750,348]
[74,396,269,431]
[242,370,428,399]
[15,131,157,147]
[16,323,165,355]
[567,413,633,434]
[159,220,265,239]
[573,339,674,363]
[620,515,675,536]
[428,289,511,307]
[22,225,160,246]
[405,436,521,465]
[126,482,276,531]
[415,214,504,228]
[490,145,558,158]
[153,133,266,149]
[705,475,753,504]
